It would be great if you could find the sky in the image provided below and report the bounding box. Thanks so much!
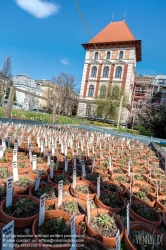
[0,0,166,90]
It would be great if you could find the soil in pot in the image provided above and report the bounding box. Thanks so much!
[89,213,118,237]
[112,175,129,184]
[4,198,39,218]
[102,182,123,193]
[58,200,86,215]
[0,167,12,179]
[0,183,6,201]
[99,193,124,210]
[33,185,56,200]
[49,174,72,185]
[36,215,71,247]
[133,190,151,203]
[14,176,35,194]
[131,204,159,223]
[82,172,103,182]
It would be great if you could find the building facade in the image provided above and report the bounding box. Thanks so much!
[12,74,42,110]
[77,20,141,122]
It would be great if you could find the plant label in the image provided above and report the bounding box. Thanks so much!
[109,156,112,171]
[14,142,18,151]
[43,144,46,158]
[156,181,159,200]
[127,203,130,236]
[2,220,14,250]
[12,162,18,182]
[32,155,37,170]
[2,138,6,150]
[97,176,101,198]
[70,215,76,250]
[47,151,51,166]
[73,167,76,188]
[86,194,90,224]
[74,155,76,168]
[39,193,46,226]
[29,148,32,163]
[0,145,3,158]
[6,177,13,207]
[35,177,40,191]
[81,160,86,177]
[128,160,131,176]
[37,169,43,178]
[8,137,11,148]
[58,180,63,207]
[116,229,120,250]
[13,150,17,162]
[65,156,68,172]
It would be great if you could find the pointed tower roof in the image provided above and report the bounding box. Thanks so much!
[89,21,135,43]
[82,20,141,62]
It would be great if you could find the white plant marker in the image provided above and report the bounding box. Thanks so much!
[81,160,86,177]
[86,194,90,224]
[156,181,159,200]
[39,193,46,226]
[8,137,11,148]
[41,141,44,153]
[47,151,51,166]
[97,176,101,198]
[50,160,54,179]
[109,156,112,171]
[2,220,14,250]
[116,229,120,250]
[32,155,37,170]
[65,156,68,172]
[2,137,6,150]
[127,203,130,236]
[6,177,13,207]
[29,148,32,163]
[70,215,76,250]
[12,162,18,182]
[14,142,18,151]
[13,150,17,162]
[58,180,63,207]
[0,145,3,158]
[128,160,131,177]
[74,155,76,168]
[35,177,40,191]
[73,167,76,188]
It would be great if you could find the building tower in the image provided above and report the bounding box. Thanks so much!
[77,20,141,123]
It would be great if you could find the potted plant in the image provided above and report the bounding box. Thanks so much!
[14,176,36,194]
[127,188,155,207]
[0,195,39,227]
[101,181,126,197]
[85,208,124,247]
[17,162,31,174]
[70,180,96,200]
[32,210,72,249]
[156,196,166,212]
[48,173,72,190]
[0,167,12,182]
[130,201,162,228]
[0,183,6,203]
[124,221,166,250]
[95,191,126,213]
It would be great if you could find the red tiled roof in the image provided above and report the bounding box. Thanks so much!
[89,21,135,43]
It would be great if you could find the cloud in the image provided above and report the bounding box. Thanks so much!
[60,58,69,65]
[15,0,60,18]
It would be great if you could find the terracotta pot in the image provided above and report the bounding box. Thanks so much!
[32,210,73,249]
[85,208,124,247]
[101,181,127,197]
[133,181,156,196]
[156,195,166,212]
[0,195,39,227]
[14,174,36,194]
[126,187,155,207]
[70,180,96,200]
[56,196,86,219]
[30,170,48,181]
[29,183,57,207]
[48,174,73,191]
[163,211,166,227]
[95,190,126,213]
[124,221,166,250]
[130,201,162,228]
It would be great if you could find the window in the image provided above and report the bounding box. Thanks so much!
[102,66,109,78]
[119,51,123,59]
[94,52,98,59]
[86,104,91,116]
[88,85,94,97]
[100,86,106,98]
[106,51,110,59]
[115,66,122,78]
[91,66,97,77]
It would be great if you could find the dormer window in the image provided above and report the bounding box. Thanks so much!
[106,51,110,59]
[94,52,98,59]
[119,51,123,59]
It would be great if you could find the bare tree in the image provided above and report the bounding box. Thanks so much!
[2,56,12,78]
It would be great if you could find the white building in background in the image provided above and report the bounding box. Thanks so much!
[12,74,42,110]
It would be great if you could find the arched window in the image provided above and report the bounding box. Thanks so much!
[88,85,94,97]
[100,85,106,98]
[106,51,110,59]
[86,104,91,116]
[94,52,98,59]
[115,66,122,78]
[91,66,97,77]
[119,51,123,59]
[102,66,109,78]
